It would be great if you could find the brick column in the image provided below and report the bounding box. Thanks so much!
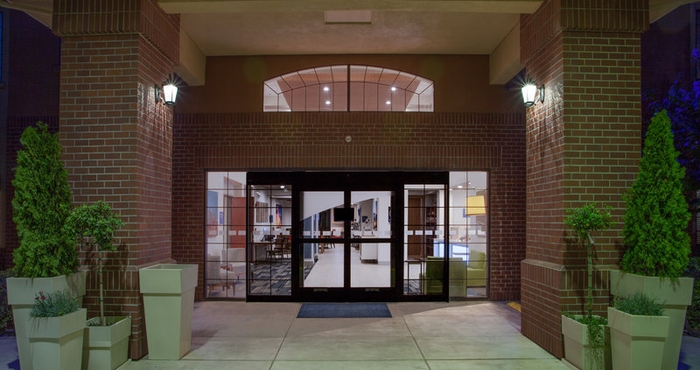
[520,0,647,357]
[53,0,179,360]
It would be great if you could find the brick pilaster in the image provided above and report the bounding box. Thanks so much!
[520,0,647,357]
[53,0,179,360]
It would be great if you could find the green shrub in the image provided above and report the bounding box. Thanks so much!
[685,257,700,331]
[29,290,79,318]
[614,292,665,316]
[11,122,77,278]
[621,110,691,278]
[0,269,13,333]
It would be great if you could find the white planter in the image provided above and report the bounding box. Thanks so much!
[607,306,669,370]
[7,272,86,370]
[609,270,693,370]
[28,308,87,370]
[82,316,131,370]
[561,315,611,370]
[139,264,198,360]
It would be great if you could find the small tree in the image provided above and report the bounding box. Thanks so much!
[65,201,123,326]
[11,122,77,278]
[565,203,614,369]
[565,203,614,317]
[622,110,691,278]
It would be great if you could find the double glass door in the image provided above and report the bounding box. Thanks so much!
[298,189,396,301]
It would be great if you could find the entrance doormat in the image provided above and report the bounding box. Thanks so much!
[297,303,392,318]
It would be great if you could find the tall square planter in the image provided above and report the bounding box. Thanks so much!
[6,272,86,370]
[609,270,693,370]
[561,315,611,370]
[607,306,669,370]
[28,308,87,370]
[139,264,198,360]
[82,315,131,370]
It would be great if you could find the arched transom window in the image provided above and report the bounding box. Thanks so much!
[263,65,434,112]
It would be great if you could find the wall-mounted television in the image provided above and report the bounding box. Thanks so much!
[333,207,354,222]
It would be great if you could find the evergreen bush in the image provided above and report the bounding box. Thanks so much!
[621,110,691,278]
[685,257,700,334]
[11,122,77,278]
[0,270,13,333]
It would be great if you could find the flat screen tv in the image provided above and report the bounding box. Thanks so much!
[333,207,354,222]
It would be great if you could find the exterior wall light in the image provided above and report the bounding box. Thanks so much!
[522,82,545,107]
[154,74,178,105]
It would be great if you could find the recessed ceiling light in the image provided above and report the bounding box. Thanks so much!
[323,86,330,92]
[325,100,331,105]
[391,86,397,92]
[385,100,391,105]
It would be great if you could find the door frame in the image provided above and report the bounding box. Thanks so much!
[246,171,449,302]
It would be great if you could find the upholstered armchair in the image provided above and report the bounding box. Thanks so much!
[466,250,487,287]
[420,257,467,296]
[206,252,230,295]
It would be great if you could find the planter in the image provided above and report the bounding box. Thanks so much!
[607,306,669,370]
[6,272,86,370]
[139,263,198,360]
[82,316,131,370]
[28,308,87,370]
[609,270,693,370]
[561,315,611,370]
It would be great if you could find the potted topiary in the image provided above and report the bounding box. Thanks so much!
[64,201,130,370]
[562,203,613,370]
[28,289,87,370]
[6,122,86,370]
[607,292,669,370]
[610,110,695,370]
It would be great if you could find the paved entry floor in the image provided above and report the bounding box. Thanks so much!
[1,301,699,369]
[124,301,569,370]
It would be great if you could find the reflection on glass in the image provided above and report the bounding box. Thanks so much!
[301,191,344,288]
[403,172,489,298]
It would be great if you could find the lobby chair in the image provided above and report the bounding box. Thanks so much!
[206,253,231,296]
[420,257,467,296]
[466,250,487,287]
[226,248,247,294]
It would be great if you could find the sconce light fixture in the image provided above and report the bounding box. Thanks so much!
[521,82,545,107]
[154,74,178,105]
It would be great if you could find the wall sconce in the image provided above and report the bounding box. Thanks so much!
[154,74,178,105]
[522,82,545,107]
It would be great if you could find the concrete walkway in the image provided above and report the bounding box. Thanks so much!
[1,301,699,369]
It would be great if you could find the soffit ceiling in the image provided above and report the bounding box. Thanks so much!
[1,0,697,86]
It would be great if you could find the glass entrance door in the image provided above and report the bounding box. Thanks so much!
[299,190,397,301]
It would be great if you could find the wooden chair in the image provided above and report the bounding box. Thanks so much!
[267,237,286,260]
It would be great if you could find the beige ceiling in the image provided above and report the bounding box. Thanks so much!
[1,0,697,87]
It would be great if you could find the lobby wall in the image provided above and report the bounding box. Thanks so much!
[172,54,528,302]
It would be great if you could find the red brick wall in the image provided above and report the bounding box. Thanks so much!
[53,0,178,360]
[172,112,527,302]
[520,0,646,358]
